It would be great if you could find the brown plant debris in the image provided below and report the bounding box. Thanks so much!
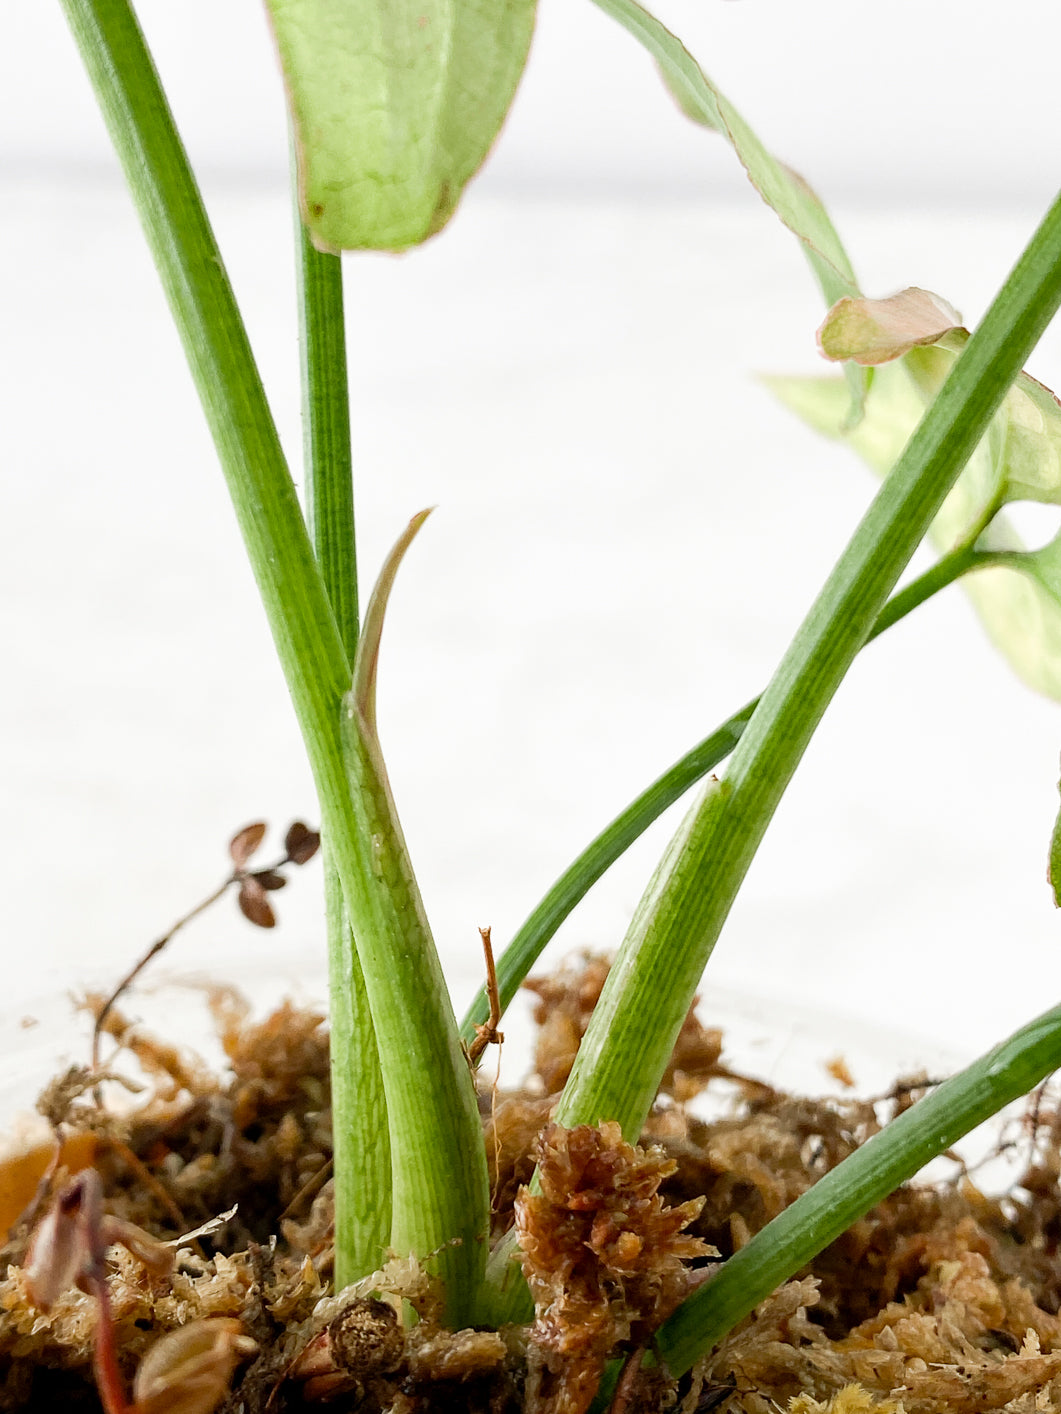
[516,1120,715,1414]
[524,953,725,1102]
[4,951,1061,1414]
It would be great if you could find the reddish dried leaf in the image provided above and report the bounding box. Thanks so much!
[228,822,267,868]
[237,877,276,929]
[252,869,287,892]
[285,821,320,865]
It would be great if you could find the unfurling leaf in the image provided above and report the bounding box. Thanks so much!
[285,820,321,865]
[340,510,492,1319]
[228,822,266,869]
[264,0,537,251]
[817,287,962,365]
[237,877,276,929]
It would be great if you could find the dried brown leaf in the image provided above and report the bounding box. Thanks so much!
[228,822,267,869]
[236,877,276,929]
[133,1317,256,1414]
[251,869,287,893]
[285,821,321,865]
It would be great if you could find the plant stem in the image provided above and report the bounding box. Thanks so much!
[295,211,359,662]
[61,0,487,1319]
[551,188,1061,1149]
[460,537,987,1044]
[655,998,1061,1373]
[293,187,391,1281]
[321,844,391,1278]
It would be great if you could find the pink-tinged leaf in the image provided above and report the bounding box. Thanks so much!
[237,877,276,929]
[818,288,962,366]
[228,822,267,869]
[284,820,321,865]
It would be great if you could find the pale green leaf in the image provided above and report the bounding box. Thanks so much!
[767,361,1061,700]
[818,291,1061,507]
[590,0,858,310]
[589,0,865,418]
[961,551,1061,701]
[265,0,536,251]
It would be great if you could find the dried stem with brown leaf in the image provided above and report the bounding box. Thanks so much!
[91,821,320,1071]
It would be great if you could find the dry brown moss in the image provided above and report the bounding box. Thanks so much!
[1,954,1060,1414]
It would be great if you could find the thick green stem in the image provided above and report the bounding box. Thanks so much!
[460,538,988,1044]
[294,181,389,1281]
[552,189,1061,1147]
[62,0,487,1319]
[321,849,390,1278]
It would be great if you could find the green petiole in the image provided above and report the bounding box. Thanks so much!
[460,537,988,1044]
[61,0,487,1318]
[657,997,1061,1372]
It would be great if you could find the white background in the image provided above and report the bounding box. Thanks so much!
[2,1,1060,1102]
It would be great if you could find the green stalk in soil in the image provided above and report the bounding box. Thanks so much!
[60,0,489,1322]
[553,187,1061,1146]
[294,203,391,1280]
[487,188,1061,1321]
[657,997,1061,1371]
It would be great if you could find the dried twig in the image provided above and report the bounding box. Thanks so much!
[465,926,504,1068]
[91,821,319,1074]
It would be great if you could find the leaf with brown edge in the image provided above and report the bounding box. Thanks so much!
[265,0,536,252]
[588,0,867,420]
[228,822,266,869]
[237,876,276,929]
[817,287,962,366]
[285,820,321,865]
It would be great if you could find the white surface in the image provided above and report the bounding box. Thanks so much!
[3,176,1060,1084]
[2,0,1060,1092]
[5,2,1061,209]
